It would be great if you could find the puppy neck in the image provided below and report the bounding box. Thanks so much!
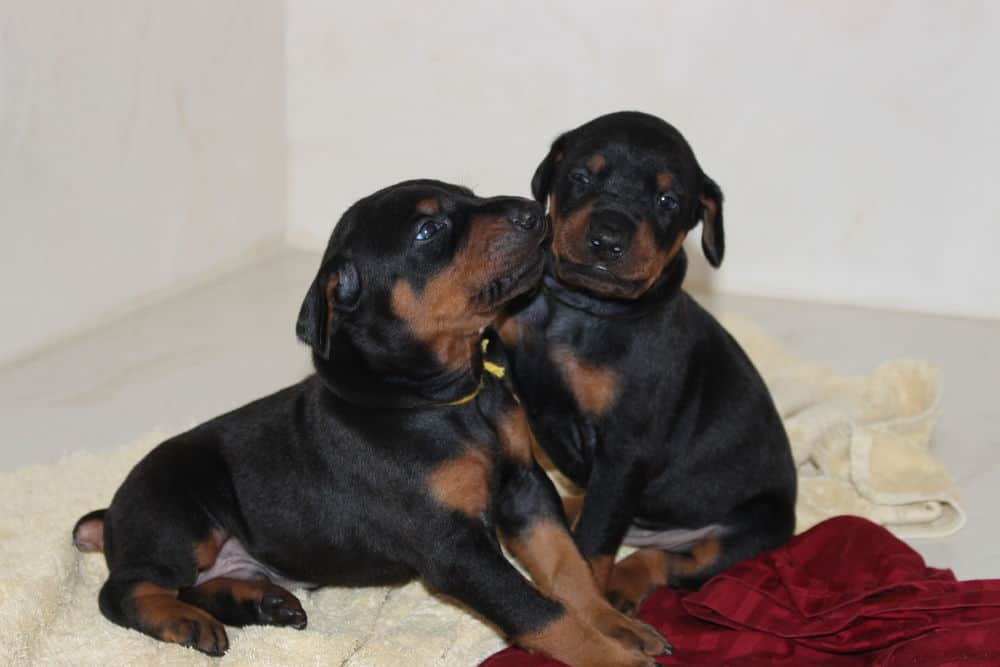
[311,335,484,410]
[542,251,687,319]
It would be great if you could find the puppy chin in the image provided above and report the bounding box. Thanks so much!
[553,255,647,300]
[475,250,546,312]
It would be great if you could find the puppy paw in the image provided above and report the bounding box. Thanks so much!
[605,555,662,617]
[576,632,665,667]
[591,606,671,657]
[158,610,230,656]
[258,591,307,629]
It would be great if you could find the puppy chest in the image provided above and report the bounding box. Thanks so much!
[530,313,625,419]
[426,446,496,518]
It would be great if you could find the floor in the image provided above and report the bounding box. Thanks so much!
[1,249,997,579]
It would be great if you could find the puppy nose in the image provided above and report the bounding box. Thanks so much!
[510,209,538,231]
[498,198,545,235]
[482,197,546,237]
[587,216,631,261]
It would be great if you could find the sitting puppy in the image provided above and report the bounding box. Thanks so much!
[498,112,797,613]
[71,180,668,666]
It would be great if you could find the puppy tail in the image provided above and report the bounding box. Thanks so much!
[72,508,106,553]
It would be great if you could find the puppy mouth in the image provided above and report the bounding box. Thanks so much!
[552,256,646,300]
[474,249,546,311]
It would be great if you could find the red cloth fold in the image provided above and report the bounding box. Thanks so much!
[481,516,1000,666]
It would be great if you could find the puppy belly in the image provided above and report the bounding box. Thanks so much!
[622,523,729,552]
[195,537,315,591]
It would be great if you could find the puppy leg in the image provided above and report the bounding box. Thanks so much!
[570,462,646,591]
[422,521,658,667]
[97,459,234,654]
[179,578,306,629]
[497,464,670,658]
[666,492,795,590]
[606,535,728,615]
[561,494,585,529]
[100,578,229,656]
[608,494,797,614]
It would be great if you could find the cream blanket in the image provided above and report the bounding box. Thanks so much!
[720,316,964,539]
[0,318,963,665]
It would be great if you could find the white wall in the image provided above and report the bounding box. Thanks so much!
[286,0,1000,320]
[0,1,286,364]
[1,0,995,368]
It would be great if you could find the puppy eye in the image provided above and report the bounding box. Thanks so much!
[415,219,444,242]
[657,193,680,211]
[569,169,593,186]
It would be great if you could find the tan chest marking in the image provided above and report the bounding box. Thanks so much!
[428,446,493,517]
[496,313,521,347]
[551,347,620,416]
[496,404,535,466]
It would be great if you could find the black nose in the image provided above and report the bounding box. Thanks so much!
[482,197,545,236]
[510,209,538,231]
[587,215,631,261]
[502,198,545,236]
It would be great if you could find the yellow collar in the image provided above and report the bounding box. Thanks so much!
[438,339,505,407]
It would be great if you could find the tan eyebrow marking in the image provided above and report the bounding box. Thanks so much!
[415,197,440,215]
[585,154,606,172]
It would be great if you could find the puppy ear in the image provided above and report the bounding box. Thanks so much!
[697,175,725,268]
[296,258,360,359]
[530,135,566,204]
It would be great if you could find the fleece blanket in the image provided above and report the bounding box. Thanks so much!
[482,516,1000,667]
[718,316,963,538]
[0,318,963,665]
[0,434,506,666]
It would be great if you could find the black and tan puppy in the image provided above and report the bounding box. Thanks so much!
[71,180,668,666]
[498,112,797,613]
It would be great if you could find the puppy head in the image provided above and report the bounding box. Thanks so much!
[297,180,547,370]
[531,111,723,300]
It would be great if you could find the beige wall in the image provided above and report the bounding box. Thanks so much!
[285,0,1000,320]
[0,1,286,364]
[1,1,996,367]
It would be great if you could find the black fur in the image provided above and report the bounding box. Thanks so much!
[503,111,796,591]
[73,181,615,656]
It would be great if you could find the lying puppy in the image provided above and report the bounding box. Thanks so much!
[72,179,667,666]
[498,112,797,613]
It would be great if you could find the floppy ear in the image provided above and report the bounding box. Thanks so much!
[295,258,360,359]
[697,174,725,268]
[530,135,566,204]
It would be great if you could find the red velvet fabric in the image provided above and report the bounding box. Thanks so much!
[481,516,1000,666]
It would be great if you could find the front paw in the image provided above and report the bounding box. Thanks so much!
[591,606,671,657]
[518,610,666,667]
[579,631,668,667]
